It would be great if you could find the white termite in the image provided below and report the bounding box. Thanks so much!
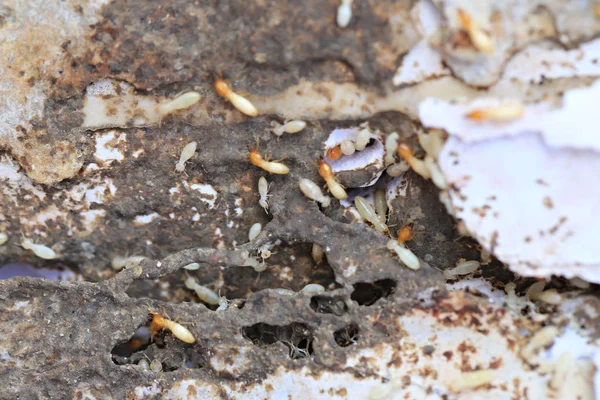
[537,289,562,305]
[301,283,325,294]
[258,176,270,213]
[373,189,387,224]
[183,262,200,271]
[0,233,7,246]
[397,144,431,179]
[112,255,145,271]
[248,223,262,241]
[354,128,370,151]
[21,237,57,260]
[386,161,409,177]
[216,296,230,311]
[521,326,559,359]
[270,120,306,136]
[336,0,353,28]
[137,359,150,371]
[340,139,355,156]
[384,132,399,166]
[175,141,197,172]
[449,370,494,393]
[387,240,420,270]
[298,178,331,207]
[526,281,546,300]
[185,276,220,305]
[311,244,325,264]
[159,92,201,117]
[443,260,480,279]
[354,196,388,234]
[418,129,445,160]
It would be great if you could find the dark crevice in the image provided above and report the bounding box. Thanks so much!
[310,295,348,316]
[242,322,314,360]
[350,279,396,306]
[334,323,359,347]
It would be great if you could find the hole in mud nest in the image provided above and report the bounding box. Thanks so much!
[334,323,359,347]
[242,322,314,360]
[310,295,348,316]
[351,279,396,306]
[111,325,151,358]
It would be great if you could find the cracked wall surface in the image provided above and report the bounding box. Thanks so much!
[1,0,600,398]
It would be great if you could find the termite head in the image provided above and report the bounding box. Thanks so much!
[457,8,472,30]
[249,148,264,166]
[397,223,414,244]
[318,160,334,180]
[326,145,342,161]
[214,78,232,98]
[397,143,414,162]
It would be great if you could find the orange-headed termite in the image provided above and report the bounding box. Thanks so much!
[318,160,347,200]
[457,8,494,54]
[149,313,195,344]
[214,78,258,117]
[466,103,524,122]
[397,143,431,179]
[249,148,290,174]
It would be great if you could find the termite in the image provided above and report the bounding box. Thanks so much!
[384,132,399,166]
[0,233,7,246]
[214,78,258,117]
[301,283,325,294]
[159,92,201,117]
[185,276,220,305]
[258,176,270,213]
[111,255,145,271]
[354,128,370,151]
[397,143,431,179]
[175,141,197,173]
[270,120,306,136]
[311,244,324,264]
[457,8,494,54]
[340,139,355,156]
[149,313,195,344]
[318,160,347,200]
[249,147,290,175]
[354,196,388,234]
[466,103,524,122]
[373,189,387,225]
[183,262,200,270]
[424,155,447,189]
[337,0,353,28]
[248,223,262,241]
[326,145,342,161]
[387,240,420,270]
[20,237,57,260]
[417,129,445,160]
[443,260,481,279]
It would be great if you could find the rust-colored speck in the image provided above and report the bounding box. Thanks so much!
[442,350,453,361]
[187,384,197,397]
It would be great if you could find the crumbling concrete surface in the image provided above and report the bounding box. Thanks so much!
[1,0,600,398]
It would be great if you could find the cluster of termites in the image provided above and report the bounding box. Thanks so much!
[326,126,371,161]
[395,129,447,191]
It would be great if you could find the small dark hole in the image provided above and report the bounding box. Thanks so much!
[111,325,151,359]
[334,324,359,347]
[242,322,314,360]
[309,295,348,316]
[350,279,396,306]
